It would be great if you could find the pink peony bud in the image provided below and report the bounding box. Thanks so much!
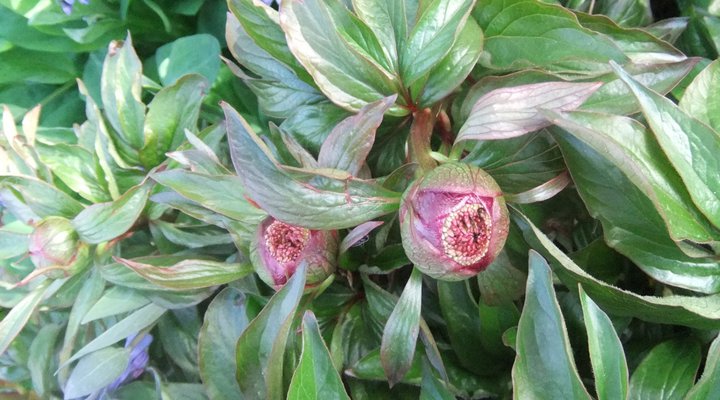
[250,217,338,290]
[399,163,509,281]
[28,216,90,278]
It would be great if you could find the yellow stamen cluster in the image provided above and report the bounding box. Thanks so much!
[441,203,491,266]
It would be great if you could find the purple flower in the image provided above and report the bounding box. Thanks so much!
[60,0,89,15]
[250,217,338,290]
[399,163,509,281]
[106,334,153,392]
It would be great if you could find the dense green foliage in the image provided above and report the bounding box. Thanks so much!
[1,0,720,399]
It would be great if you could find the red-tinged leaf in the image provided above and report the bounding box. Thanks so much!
[115,257,254,290]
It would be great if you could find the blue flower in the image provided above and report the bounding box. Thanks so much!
[60,0,89,15]
[106,334,153,393]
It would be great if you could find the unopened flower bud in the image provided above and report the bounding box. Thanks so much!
[399,163,509,281]
[250,217,338,290]
[28,217,84,271]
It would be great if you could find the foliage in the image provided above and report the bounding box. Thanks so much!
[1,0,720,399]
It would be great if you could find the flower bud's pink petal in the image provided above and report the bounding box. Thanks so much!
[400,163,509,281]
[251,217,338,290]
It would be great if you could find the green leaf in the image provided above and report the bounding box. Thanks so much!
[155,34,220,86]
[575,12,685,64]
[235,264,306,399]
[437,281,488,375]
[552,130,720,293]
[225,13,325,119]
[418,17,483,106]
[400,0,475,87]
[0,281,50,355]
[317,96,394,175]
[228,0,311,83]
[151,170,266,224]
[381,268,423,387]
[115,256,254,290]
[99,256,193,291]
[679,59,720,132]
[457,81,601,141]
[0,48,78,85]
[578,286,628,400]
[279,102,350,153]
[463,130,565,194]
[64,347,130,399]
[140,74,207,169]
[419,358,455,400]
[151,220,232,248]
[513,210,720,329]
[512,251,591,399]
[473,0,627,73]
[0,175,84,219]
[199,287,249,400]
[27,323,62,397]
[352,0,411,69]
[58,271,105,384]
[628,339,701,400]
[81,287,150,324]
[64,303,166,366]
[611,61,720,229]
[287,311,351,399]
[580,59,699,116]
[546,110,720,247]
[685,333,720,399]
[72,182,151,244]
[223,102,401,229]
[0,228,29,259]
[101,35,146,152]
[476,251,527,305]
[280,0,404,114]
[37,143,110,203]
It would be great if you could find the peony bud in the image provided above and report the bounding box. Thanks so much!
[399,163,509,281]
[250,217,338,290]
[28,217,88,274]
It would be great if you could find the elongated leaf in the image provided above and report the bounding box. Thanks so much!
[400,0,474,86]
[28,323,62,397]
[553,131,720,293]
[575,12,685,64]
[228,0,310,83]
[199,288,249,400]
[611,61,720,229]
[578,286,629,400]
[457,82,601,141]
[64,347,130,399]
[685,333,720,399]
[280,0,403,114]
[628,339,701,400]
[288,312,351,399]
[679,58,720,132]
[318,96,394,175]
[101,34,146,152]
[154,34,220,86]
[151,169,266,223]
[0,175,84,219]
[0,228,29,259]
[81,287,150,324]
[236,264,306,399]
[140,74,207,168]
[418,17,483,106]
[151,221,233,248]
[381,268,423,386]
[513,251,591,399]
[0,281,50,355]
[514,210,720,329]
[437,281,489,375]
[223,102,401,229]
[546,110,720,245]
[225,14,324,119]
[352,0,410,68]
[116,257,253,290]
[64,303,166,365]
[72,183,151,244]
[473,0,627,73]
[58,271,105,384]
[36,143,110,203]
[420,358,454,400]
[340,221,383,254]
